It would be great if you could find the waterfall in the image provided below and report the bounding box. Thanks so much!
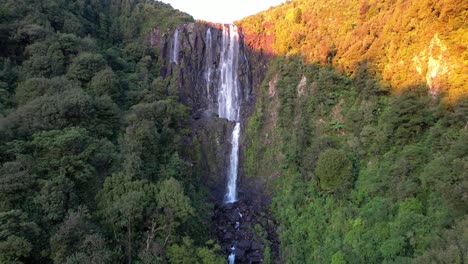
[205,28,213,101]
[218,25,240,122]
[172,28,179,64]
[228,251,235,264]
[217,24,241,204]
[225,122,240,203]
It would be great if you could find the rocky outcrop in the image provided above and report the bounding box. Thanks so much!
[150,22,256,200]
[150,22,280,262]
[156,23,253,119]
[213,200,279,263]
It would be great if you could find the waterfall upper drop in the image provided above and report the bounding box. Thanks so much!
[217,24,241,204]
[205,28,213,101]
[172,28,179,64]
[218,25,240,122]
[159,23,250,203]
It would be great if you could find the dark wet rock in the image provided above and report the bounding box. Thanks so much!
[237,239,251,250]
[223,232,234,241]
[247,251,263,263]
[251,241,264,251]
[213,199,279,263]
[234,248,246,260]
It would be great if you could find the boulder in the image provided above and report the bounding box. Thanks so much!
[250,241,264,251]
[247,251,263,263]
[234,247,246,261]
[223,232,234,241]
[237,239,251,250]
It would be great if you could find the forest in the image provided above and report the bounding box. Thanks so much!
[0,0,466,263]
[239,0,467,262]
[0,0,224,263]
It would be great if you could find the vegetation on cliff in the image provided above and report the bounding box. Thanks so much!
[245,53,466,263]
[239,0,467,101]
[241,3,467,260]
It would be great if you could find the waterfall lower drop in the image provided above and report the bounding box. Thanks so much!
[228,249,235,264]
[225,123,240,203]
[172,28,179,64]
[217,24,241,204]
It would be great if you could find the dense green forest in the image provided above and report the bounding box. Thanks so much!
[239,0,467,101]
[0,0,224,263]
[238,0,467,260]
[243,55,467,263]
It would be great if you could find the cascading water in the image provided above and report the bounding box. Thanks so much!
[225,123,240,203]
[217,24,241,204]
[215,24,242,263]
[205,28,213,100]
[172,28,179,64]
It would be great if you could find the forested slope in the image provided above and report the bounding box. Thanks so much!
[0,1,223,263]
[238,0,467,263]
[239,0,467,101]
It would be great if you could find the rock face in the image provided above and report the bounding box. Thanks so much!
[159,23,252,119]
[151,23,279,262]
[151,23,254,200]
[213,200,279,263]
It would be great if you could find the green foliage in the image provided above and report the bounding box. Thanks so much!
[66,53,107,85]
[0,210,39,263]
[15,76,78,105]
[64,234,114,264]
[0,0,206,262]
[238,0,467,99]
[167,237,224,264]
[244,53,467,263]
[331,251,347,264]
[89,68,121,101]
[1,88,119,139]
[315,149,353,192]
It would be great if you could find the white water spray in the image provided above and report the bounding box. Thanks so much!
[172,28,179,64]
[228,247,235,264]
[218,25,240,121]
[205,28,213,99]
[217,24,241,204]
[225,122,240,203]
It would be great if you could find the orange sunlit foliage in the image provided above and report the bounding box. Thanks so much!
[237,0,467,100]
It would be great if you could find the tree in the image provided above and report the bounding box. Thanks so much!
[0,210,39,263]
[89,68,121,101]
[97,173,149,264]
[315,149,353,192]
[166,237,223,264]
[15,76,77,105]
[0,159,35,207]
[65,234,114,264]
[66,53,107,85]
[50,207,101,264]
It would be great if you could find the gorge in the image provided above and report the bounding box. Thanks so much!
[158,22,273,263]
[0,0,466,263]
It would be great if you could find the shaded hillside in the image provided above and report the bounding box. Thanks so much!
[238,0,467,101]
[0,1,226,263]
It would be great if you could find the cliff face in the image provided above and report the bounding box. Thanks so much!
[150,23,257,200]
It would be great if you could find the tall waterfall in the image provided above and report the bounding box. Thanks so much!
[172,28,179,64]
[217,24,241,204]
[205,28,213,100]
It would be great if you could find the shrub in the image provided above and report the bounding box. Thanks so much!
[315,148,353,192]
